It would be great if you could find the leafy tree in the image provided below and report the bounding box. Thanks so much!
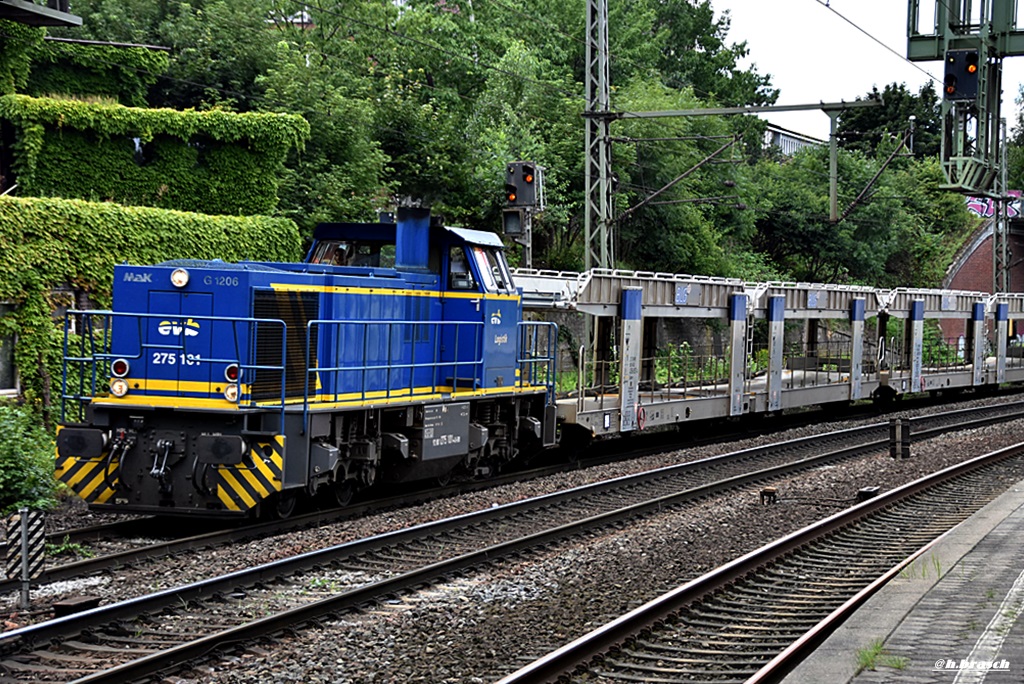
[835,82,941,159]
[655,1,777,107]
[257,40,389,237]
[1008,85,1024,191]
[608,79,742,275]
[744,140,974,286]
[52,0,281,110]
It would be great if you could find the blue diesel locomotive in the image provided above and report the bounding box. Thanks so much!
[56,207,558,517]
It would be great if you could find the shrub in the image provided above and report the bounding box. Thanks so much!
[0,402,58,514]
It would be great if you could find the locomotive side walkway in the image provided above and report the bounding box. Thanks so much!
[782,475,1024,684]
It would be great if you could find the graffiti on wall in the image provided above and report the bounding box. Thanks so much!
[966,190,1022,218]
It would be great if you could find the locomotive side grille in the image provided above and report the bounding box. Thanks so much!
[251,290,320,400]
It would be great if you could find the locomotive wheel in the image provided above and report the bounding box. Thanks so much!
[332,482,356,507]
[273,491,298,519]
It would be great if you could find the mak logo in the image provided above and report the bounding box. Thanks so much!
[490,310,502,325]
[123,272,152,283]
[158,319,200,337]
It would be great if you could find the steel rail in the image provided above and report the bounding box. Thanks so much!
[494,442,1024,684]
[1,400,1019,623]
[3,429,906,683]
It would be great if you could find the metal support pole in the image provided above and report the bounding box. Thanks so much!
[19,509,29,609]
[829,110,841,223]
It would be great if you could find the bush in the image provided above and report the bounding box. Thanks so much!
[0,402,58,514]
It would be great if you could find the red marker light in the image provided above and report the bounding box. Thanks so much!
[111,358,130,378]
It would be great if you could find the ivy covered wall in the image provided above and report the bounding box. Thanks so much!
[0,94,310,215]
[25,39,169,107]
[0,21,43,95]
[0,196,303,423]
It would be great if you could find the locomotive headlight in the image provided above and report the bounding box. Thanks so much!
[223,383,239,403]
[170,268,190,288]
[111,358,130,378]
[110,378,130,397]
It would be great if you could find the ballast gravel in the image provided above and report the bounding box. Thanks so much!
[5,395,1024,682]
[183,417,1024,682]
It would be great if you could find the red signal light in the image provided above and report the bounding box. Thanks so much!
[524,173,534,184]
[224,363,241,382]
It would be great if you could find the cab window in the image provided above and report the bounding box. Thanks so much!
[310,240,395,267]
[470,246,513,293]
[449,247,476,290]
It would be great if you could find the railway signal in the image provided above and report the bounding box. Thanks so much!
[505,161,540,207]
[943,48,981,101]
[502,161,544,268]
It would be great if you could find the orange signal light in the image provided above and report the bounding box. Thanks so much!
[508,192,517,202]
[967,63,978,74]
[524,173,534,183]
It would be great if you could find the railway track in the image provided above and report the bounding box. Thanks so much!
[8,399,1024,604]
[2,403,1023,682]
[7,395,1017,604]
[496,443,1024,684]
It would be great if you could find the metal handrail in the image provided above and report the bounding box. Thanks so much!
[60,309,288,426]
[301,318,486,431]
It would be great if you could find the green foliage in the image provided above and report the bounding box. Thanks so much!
[746,144,975,286]
[654,341,729,386]
[0,94,309,214]
[923,319,961,366]
[46,535,94,559]
[655,1,778,107]
[0,402,59,514]
[0,20,44,95]
[49,0,283,111]
[1009,85,1024,191]
[0,195,301,423]
[26,40,169,107]
[26,1,977,289]
[40,0,783,272]
[837,83,941,158]
[258,40,390,238]
[612,79,741,275]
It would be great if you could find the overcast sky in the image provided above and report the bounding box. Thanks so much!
[711,0,1024,140]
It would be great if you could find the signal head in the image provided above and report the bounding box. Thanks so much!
[942,48,980,101]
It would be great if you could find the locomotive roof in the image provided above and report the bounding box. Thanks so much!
[312,221,504,248]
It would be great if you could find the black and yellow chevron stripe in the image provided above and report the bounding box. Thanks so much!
[55,453,118,505]
[214,435,285,512]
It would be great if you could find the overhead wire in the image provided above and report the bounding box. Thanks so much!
[812,0,940,84]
